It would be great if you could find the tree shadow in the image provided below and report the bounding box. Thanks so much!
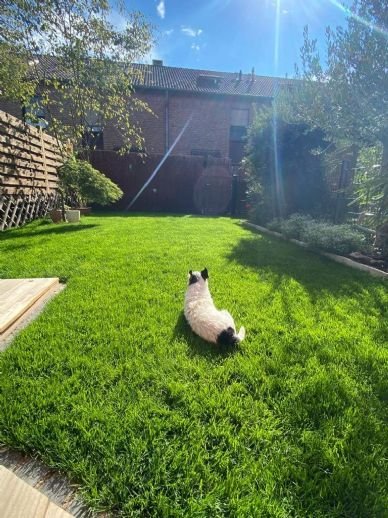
[173,311,240,361]
[0,224,99,241]
[92,211,226,219]
[227,229,385,298]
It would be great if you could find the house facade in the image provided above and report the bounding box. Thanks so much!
[0,59,292,166]
[106,62,291,165]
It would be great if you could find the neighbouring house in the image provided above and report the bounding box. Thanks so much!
[0,57,293,166]
[0,58,294,214]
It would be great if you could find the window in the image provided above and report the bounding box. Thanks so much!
[82,128,104,150]
[196,75,222,88]
[229,126,247,165]
[83,110,104,150]
[229,125,247,142]
[231,109,249,126]
[191,149,221,158]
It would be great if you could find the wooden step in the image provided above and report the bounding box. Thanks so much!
[0,278,59,334]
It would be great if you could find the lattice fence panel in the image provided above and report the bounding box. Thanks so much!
[0,193,59,231]
[0,109,63,230]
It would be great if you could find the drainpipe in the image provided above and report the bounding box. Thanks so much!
[165,90,169,152]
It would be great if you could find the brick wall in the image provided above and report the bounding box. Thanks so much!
[131,90,266,159]
[0,90,267,159]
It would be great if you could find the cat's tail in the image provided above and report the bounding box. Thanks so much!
[217,326,246,347]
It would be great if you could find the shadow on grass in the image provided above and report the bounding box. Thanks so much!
[0,223,99,241]
[174,311,240,361]
[91,211,226,219]
[227,230,384,298]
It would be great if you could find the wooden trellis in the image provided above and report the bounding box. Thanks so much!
[0,110,63,231]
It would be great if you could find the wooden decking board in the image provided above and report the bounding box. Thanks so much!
[0,278,59,334]
[0,466,73,518]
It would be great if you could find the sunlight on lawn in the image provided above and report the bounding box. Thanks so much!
[0,215,387,516]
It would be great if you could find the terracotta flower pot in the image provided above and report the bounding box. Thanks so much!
[50,209,64,223]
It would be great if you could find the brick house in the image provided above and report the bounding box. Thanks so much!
[113,61,292,165]
[0,58,292,166]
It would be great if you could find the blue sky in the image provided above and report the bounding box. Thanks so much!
[125,0,351,77]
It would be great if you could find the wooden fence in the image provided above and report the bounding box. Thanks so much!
[0,110,63,230]
[90,151,240,215]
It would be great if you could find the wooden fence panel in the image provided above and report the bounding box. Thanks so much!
[0,110,63,230]
[90,151,234,214]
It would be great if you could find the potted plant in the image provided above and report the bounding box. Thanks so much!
[56,157,123,221]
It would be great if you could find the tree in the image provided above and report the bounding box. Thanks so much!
[244,108,330,223]
[284,1,387,148]
[0,42,35,101]
[58,157,123,207]
[0,0,154,155]
[280,0,388,228]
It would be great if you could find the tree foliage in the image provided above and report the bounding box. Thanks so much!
[279,0,388,228]
[283,0,387,148]
[0,0,154,155]
[244,109,330,223]
[58,157,123,207]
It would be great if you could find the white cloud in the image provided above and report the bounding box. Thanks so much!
[156,0,165,19]
[282,9,289,14]
[181,26,203,37]
[163,28,173,36]
[191,43,200,51]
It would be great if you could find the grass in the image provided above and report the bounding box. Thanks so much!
[0,213,387,517]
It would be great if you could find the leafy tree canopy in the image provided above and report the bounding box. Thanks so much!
[281,0,387,150]
[0,0,154,155]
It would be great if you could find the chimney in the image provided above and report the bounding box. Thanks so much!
[239,70,242,81]
[251,67,255,81]
[152,59,163,66]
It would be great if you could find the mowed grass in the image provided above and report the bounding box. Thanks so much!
[0,214,387,517]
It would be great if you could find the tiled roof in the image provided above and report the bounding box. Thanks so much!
[131,64,293,98]
[31,55,294,98]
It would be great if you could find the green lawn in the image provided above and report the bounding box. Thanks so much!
[0,214,387,517]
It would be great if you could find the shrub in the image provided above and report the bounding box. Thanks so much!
[244,108,330,224]
[266,214,372,255]
[279,213,313,240]
[300,222,370,255]
[58,157,123,207]
[266,218,283,232]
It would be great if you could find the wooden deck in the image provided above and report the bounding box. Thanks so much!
[0,278,62,349]
[0,465,73,517]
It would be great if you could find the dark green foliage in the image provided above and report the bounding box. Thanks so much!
[281,0,388,229]
[0,215,387,516]
[278,213,314,240]
[245,109,330,224]
[268,213,372,255]
[58,157,123,207]
[301,221,371,255]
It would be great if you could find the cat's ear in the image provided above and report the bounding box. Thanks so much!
[201,268,209,280]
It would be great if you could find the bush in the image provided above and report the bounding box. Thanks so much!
[58,157,123,207]
[301,222,370,255]
[244,109,330,224]
[266,214,372,255]
[266,218,282,232]
[279,214,313,240]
